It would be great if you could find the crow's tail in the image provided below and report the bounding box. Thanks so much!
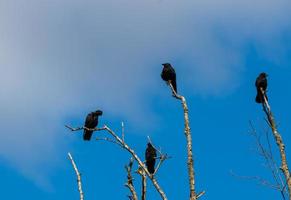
[83,130,93,141]
[255,89,268,104]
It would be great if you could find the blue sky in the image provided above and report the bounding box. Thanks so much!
[0,0,291,199]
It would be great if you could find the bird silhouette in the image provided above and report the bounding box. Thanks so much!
[161,63,177,93]
[145,143,157,174]
[255,72,268,104]
[83,110,103,141]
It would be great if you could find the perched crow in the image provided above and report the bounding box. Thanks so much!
[145,143,157,174]
[255,72,268,104]
[83,110,103,141]
[161,63,177,93]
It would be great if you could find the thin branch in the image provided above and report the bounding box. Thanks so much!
[249,122,281,183]
[147,136,153,144]
[154,155,169,175]
[154,157,165,175]
[249,121,287,200]
[260,87,291,200]
[168,82,201,200]
[230,170,280,190]
[68,152,84,200]
[95,137,123,148]
[137,167,147,200]
[65,125,106,132]
[196,191,206,199]
[65,125,84,131]
[125,158,138,200]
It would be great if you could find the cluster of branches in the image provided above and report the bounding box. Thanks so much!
[233,85,291,200]
[66,83,205,200]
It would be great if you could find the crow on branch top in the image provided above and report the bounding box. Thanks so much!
[255,72,268,104]
[83,110,103,141]
[161,63,177,93]
[145,142,157,174]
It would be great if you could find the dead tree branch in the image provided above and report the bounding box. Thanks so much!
[230,170,280,190]
[68,152,84,200]
[259,88,291,200]
[65,125,106,132]
[249,122,285,189]
[137,167,147,200]
[168,82,205,200]
[66,125,168,200]
[95,137,123,147]
[125,158,138,200]
[154,155,167,175]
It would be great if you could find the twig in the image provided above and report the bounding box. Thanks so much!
[260,87,291,200]
[125,158,138,200]
[249,122,280,182]
[230,170,280,190]
[196,191,206,199]
[65,125,106,132]
[96,137,123,147]
[168,82,202,200]
[68,152,84,200]
[249,121,287,199]
[154,155,167,175]
[65,125,83,131]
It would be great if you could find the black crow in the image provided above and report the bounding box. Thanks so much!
[145,143,157,174]
[161,63,177,93]
[255,72,268,104]
[83,110,103,141]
